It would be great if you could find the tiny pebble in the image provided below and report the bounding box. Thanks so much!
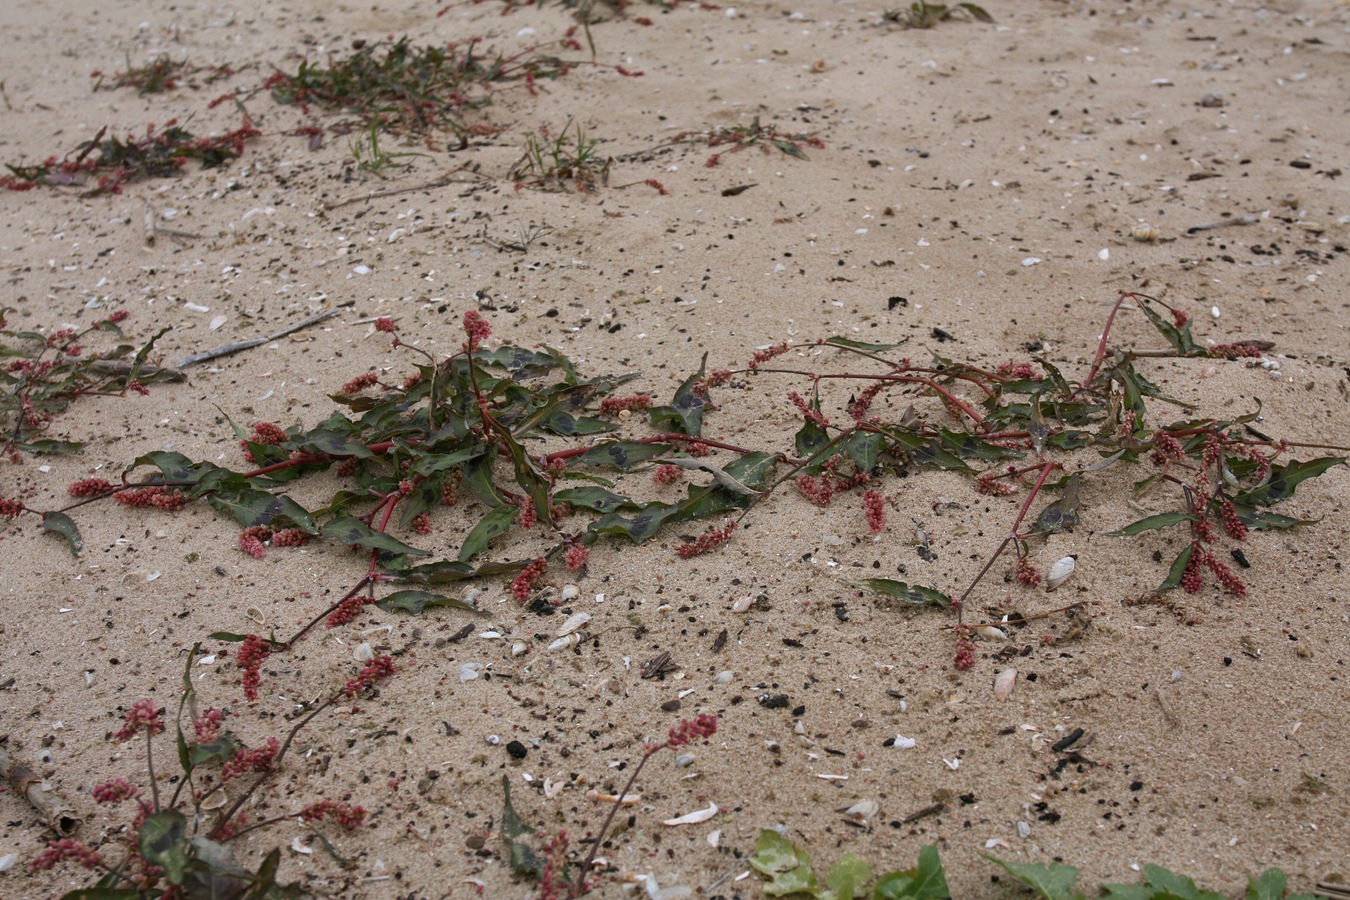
[661,699,682,712]
[506,740,528,760]
[485,734,500,745]
[1022,257,1042,267]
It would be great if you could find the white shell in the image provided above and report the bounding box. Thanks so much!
[663,802,719,826]
[559,584,581,602]
[458,662,484,682]
[994,668,1018,701]
[353,642,374,662]
[548,632,583,652]
[892,735,916,749]
[1131,224,1160,242]
[556,612,591,637]
[843,800,879,822]
[731,595,755,613]
[543,777,565,799]
[511,641,529,657]
[1046,555,1076,589]
[199,791,229,810]
[974,625,1007,641]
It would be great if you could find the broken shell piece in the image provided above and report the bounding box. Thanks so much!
[556,612,591,637]
[543,777,565,799]
[891,735,916,749]
[994,668,1018,701]
[353,642,374,662]
[290,836,313,855]
[663,802,719,826]
[245,606,266,625]
[586,788,641,805]
[842,799,879,823]
[1046,555,1077,589]
[458,662,485,682]
[548,632,585,652]
[731,595,755,613]
[200,791,229,811]
[1131,224,1160,242]
[559,584,581,602]
[511,641,529,657]
[707,829,721,849]
[973,625,1007,641]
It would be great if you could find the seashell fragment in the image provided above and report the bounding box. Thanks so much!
[200,791,229,810]
[559,584,581,602]
[994,668,1018,701]
[1131,224,1160,242]
[353,642,374,662]
[891,735,916,749]
[556,612,591,637]
[974,625,1007,641]
[548,632,585,652]
[458,662,485,682]
[731,595,755,613]
[663,802,719,826]
[842,799,879,823]
[511,641,529,657]
[245,606,266,625]
[543,777,565,799]
[1046,555,1077,589]
[586,788,641,805]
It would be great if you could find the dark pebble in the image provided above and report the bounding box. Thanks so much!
[506,740,528,760]
[758,693,791,709]
[661,699,681,712]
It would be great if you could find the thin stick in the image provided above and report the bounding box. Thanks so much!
[321,168,485,210]
[175,302,353,368]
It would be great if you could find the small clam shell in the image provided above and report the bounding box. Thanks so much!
[245,606,266,626]
[353,642,374,662]
[559,584,581,602]
[511,641,529,657]
[548,632,584,652]
[1046,555,1076,589]
[994,668,1018,701]
[199,792,229,811]
[556,612,591,637]
[731,595,755,613]
[1131,224,1160,242]
[842,799,879,823]
[973,625,1007,641]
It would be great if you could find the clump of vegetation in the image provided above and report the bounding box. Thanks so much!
[510,118,609,191]
[0,118,259,194]
[883,1,993,28]
[91,55,235,94]
[673,115,825,167]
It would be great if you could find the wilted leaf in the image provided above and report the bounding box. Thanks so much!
[848,579,952,608]
[42,511,83,555]
[654,457,761,496]
[823,335,909,353]
[1032,473,1081,535]
[377,590,481,615]
[322,515,429,556]
[1108,512,1193,536]
[500,775,541,876]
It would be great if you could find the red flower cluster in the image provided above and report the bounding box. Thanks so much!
[518,499,538,530]
[863,489,886,534]
[193,708,225,744]
[675,519,738,559]
[599,393,653,414]
[512,557,548,602]
[411,512,432,535]
[953,624,975,670]
[748,342,790,370]
[1181,546,1247,597]
[92,777,141,804]
[1220,499,1248,541]
[114,699,165,741]
[222,737,279,780]
[664,713,718,749]
[463,309,492,351]
[1016,557,1042,587]
[344,655,397,697]
[107,309,130,324]
[565,543,589,572]
[1210,343,1263,359]
[977,471,1017,496]
[68,478,114,497]
[652,464,682,485]
[299,800,367,829]
[693,369,733,396]
[341,371,380,395]
[996,360,1040,380]
[112,486,187,511]
[29,838,104,873]
[326,593,374,628]
[1150,430,1185,467]
[0,496,25,517]
[374,316,397,333]
[250,422,288,445]
[849,383,886,423]
[237,634,271,701]
[788,391,829,428]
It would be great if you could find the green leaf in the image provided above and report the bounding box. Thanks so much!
[1138,299,1203,356]
[576,440,673,471]
[648,353,706,436]
[457,505,519,562]
[938,429,1022,463]
[825,853,873,900]
[590,501,679,544]
[1141,863,1226,900]
[1098,885,1152,900]
[377,590,482,615]
[321,515,429,556]
[796,418,832,460]
[1032,473,1082,535]
[206,489,317,533]
[42,511,83,555]
[409,446,479,477]
[882,427,972,472]
[823,336,909,353]
[543,410,615,436]
[844,431,888,471]
[384,559,478,584]
[956,2,993,23]
[1108,512,1194,537]
[297,427,375,459]
[14,438,85,454]
[1246,868,1286,900]
[190,732,241,768]
[138,810,191,885]
[749,829,818,896]
[500,775,542,876]
[1235,457,1344,507]
[57,890,143,899]
[847,579,951,609]
[1158,543,1195,592]
[552,486,639,514]
[873,846,950,899]
[982,855,1083,900]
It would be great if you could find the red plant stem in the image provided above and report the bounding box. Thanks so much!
[754,367,986,425]
[955,460,1060,617]
[282,576,372,648]
[144,729,161,813]
[540,432,761,465]
[575,745,660,896]
[1074,290,1133,399]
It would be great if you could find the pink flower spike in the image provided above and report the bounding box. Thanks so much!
[114,699,165,741]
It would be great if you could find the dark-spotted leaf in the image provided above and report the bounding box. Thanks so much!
[848,579,951,608]
[207,489,317,533]
[322,515,429,556]
[42,511,83,555]
[1235,457,1344,507]
[576,440,672,471]
[1032,473,1082,535]
[648,353,706,436]
[377,590,481,615]
[552,486,639,514]
[138,810,190,885]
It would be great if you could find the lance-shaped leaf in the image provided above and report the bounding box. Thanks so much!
[15,438,84,454]
[377,590,482,615]
[552,486,640,514]
[653,457,761,496]
[1032,473,1082,535]
[458,505,519,562]
[590,501,680,544]
[576,440,673,471]
[207,489,317,534]
[648,353,706,436]
[461,454,507,507]
[383,559,477,584]
[1158,543,1195,592]
[1138,298,1204,356]
[42,511,83,556]
[823,335,910,353]
[500,775,542,876]
[938,428,1022,463]
[882,427,972,472]
[1234,456,1344,508]
[496,427,553,528]
[297,427,375,460]
[847,579,952,608]
[1108,511,1194,537]
[322,515,429,556]
[409,445,479,477]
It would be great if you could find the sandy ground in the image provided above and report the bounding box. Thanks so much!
[3,0,1350,897]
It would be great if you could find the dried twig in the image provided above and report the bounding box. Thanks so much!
[0,744,81,835]
[175,303,353,368]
